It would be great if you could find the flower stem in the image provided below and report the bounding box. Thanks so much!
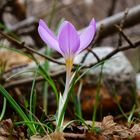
[63,61,72,101]
[56,58,73,131]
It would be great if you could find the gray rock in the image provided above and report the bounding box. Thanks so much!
[74,47,136,112]
[74,47,135,77]
[124,47,140,72]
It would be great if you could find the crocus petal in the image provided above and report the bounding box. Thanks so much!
[58,21,80,57]
[90,18,96,30]
[78,19,96,53]
[38,25,62,54]
[39,19,57,40]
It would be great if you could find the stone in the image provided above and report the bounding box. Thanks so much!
[124,47,140,72]
[73,47,136,118]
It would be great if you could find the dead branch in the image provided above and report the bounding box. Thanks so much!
[0,30,65,66]
[117,8,129,47]
[115,25,134,47]
[87,48,100,62]
[101,40,140,63]
[96,4,140,39]
[63,132,86,139]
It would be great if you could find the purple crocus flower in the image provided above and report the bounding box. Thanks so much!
[38,19,96,63]
[38,18,96,101]
[38,19,96,130]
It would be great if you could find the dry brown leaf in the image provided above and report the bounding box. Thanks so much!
[101,115,116,135]
[113,125,132,138]
[31,132,65,140]
[49,132,65,140]
[101,115,116,129]
[30,134,47,140]
[131,123,140,136]
[0,119,19,139]
[0,48,31,70]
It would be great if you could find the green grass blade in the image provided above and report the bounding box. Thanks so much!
[73,81,83,118]
[128,104,136,123]
[14,121,53,132]
[38,64,59,105]
[0,97,7,121]
[0,85,36,134]
[29,66,39,131]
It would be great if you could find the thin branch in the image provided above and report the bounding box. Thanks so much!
[102,40,140,61]
[84,39,140,69]
[96,5,140,39]
[118,8,129,47]
[0,30,65,65]
[63,132,86,139]
[115,25,135,47]
[87,48,100,62]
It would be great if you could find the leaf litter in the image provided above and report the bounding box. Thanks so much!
[0,116,140,139]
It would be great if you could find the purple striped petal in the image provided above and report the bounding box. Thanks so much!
[39,19,57,40]
[58,21,80,57]
[89,18,96,30]
[38,24,62,54]
[78,19,96,53]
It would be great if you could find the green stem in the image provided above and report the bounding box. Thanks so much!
[0,97,6,121]
[63,63,72,102]
[57,59,73,131]
[92,63,104,130]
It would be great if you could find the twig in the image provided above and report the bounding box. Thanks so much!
[115,25,135,47]
[118,8,129,47]
[120,8,129,29]
[63,132,86,139]
[96,5,140,39]
[0,30,65,65]
[81,39,140,69]
[101,40,140,62]
[87,48,100,62]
